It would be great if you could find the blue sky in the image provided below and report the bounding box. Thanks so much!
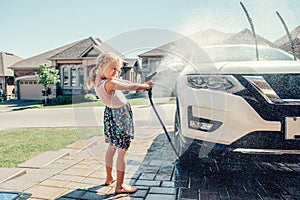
[1,0,300,58]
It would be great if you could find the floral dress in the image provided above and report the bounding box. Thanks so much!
[103,102,134,149]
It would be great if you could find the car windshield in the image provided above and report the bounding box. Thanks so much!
[204,46,294,62]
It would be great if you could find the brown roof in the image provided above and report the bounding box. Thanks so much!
[9,36,127,70]
[223,28,275,46]
[188,29,234,46]
[9,40,82,69]
[0,52,23,76]
[274,25,300,46]
[273,26,300,59]
[49,37,126,60]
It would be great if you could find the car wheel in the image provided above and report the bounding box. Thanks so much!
[174,106,184,157]
[174,99,198,163]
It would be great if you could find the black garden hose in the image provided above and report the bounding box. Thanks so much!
[146,73,180,159]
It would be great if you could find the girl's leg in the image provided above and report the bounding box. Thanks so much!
[115,148,137,194]
[105,144,116,185]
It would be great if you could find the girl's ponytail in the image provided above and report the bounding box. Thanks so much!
[86,66,98,89]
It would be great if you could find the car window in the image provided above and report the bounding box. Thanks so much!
[204,46,294,62]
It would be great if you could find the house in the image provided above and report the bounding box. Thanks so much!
[274,25,300,59]
[0,52,23,100]
[9,37,141,100]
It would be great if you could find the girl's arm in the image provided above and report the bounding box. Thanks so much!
[106,79,152,94]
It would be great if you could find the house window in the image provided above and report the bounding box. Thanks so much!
[63,67,69,86]
[149,59,161,72]
[61,64,84,87]
[71,67,77,86]
[78,67,84,86]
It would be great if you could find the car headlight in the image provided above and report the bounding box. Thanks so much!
[186,74,245,93]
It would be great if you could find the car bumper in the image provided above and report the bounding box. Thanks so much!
[177,86,300,145]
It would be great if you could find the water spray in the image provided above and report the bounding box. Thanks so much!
[240,2,259,61]
[276,11,297,61]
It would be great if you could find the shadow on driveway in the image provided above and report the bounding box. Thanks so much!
[57,133,300,199]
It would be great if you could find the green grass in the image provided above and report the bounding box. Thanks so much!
[0,127,102,168]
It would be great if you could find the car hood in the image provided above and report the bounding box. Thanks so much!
[215,61,300,74]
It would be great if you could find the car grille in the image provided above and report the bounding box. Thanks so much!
[263,74,300,100]
[235,74,300,121]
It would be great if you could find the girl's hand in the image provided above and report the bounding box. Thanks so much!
[145,80,153,90]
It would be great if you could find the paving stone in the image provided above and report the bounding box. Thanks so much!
[139,173,156,180]
[174,180,188,188]
[78,191,115,200]
[0,168,26,183]
[56,197,76,200]
[40,179,69,188]
[25,185,67,199]
[88,184,115,194]
[134,180,161,187]
[88,170,106,179]
[60,189,87,198]
[16,168,62,182]
[129,189,148,198]
[145,194,176,200]
[64,182,94,190]
[44,161,76,171]
[149,187,177,195]
[81,177,104,185]
[0,179,39,191]
[161,181,175,187]
[17,149,69,169]
[178,188,198,200]
[59,168,95,177]
[66,137,99,149]
[154,175,171,181]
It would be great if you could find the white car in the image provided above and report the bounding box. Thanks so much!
[174,44,300,159]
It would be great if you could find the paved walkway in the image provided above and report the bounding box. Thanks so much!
[0,127,177,200]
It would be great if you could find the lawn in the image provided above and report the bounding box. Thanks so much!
[0,127,102,168]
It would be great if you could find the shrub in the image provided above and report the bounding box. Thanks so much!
[53,95,73,104]
[84,93,96,102]
[125,91,146,99]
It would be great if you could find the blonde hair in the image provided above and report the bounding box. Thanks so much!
[86,52,122,89]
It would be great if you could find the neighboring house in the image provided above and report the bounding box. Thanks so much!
[9,37,141,100]
[274,25,300,59]
[138,28,275,80]
[0,52,23,100]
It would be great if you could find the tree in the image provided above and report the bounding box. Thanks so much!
[38,64,60,105]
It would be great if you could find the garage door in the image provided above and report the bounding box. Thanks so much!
[19,80,44,100]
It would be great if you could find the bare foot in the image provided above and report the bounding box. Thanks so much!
[115,184,137,194]
[104,178,115,186]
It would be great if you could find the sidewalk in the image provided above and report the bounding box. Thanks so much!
[0,127,177,200]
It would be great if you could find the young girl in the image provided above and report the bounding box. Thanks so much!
[87,52,152,194]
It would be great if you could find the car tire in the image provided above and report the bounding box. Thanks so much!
[174,99,199,165]
[174,99,229,165]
